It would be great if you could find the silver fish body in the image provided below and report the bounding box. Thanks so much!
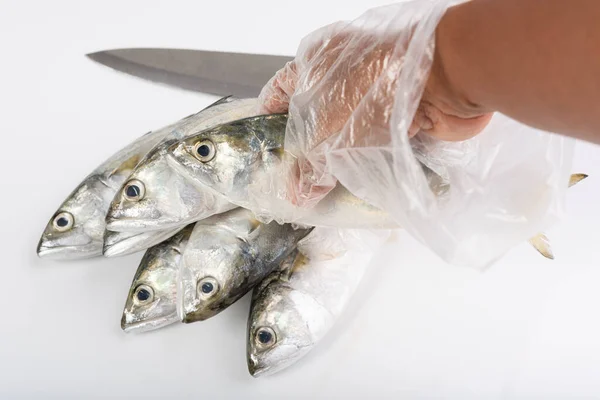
[37,126,172,260]
[179,208,311,323]
[103,227,184,257]
[166,114,398,228]
[121,224,194,333]
[247,228,389,377]
[105,97,257,233]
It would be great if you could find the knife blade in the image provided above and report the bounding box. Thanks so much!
[86,48,294,98]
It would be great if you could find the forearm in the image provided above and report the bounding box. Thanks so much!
[435,0,600,142]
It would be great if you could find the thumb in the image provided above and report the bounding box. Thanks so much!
[257,61,298,114]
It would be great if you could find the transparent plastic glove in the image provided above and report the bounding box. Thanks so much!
[258,1,494,208]
[255,0,574,268]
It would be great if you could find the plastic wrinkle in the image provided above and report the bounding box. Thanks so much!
[251,0,574,268]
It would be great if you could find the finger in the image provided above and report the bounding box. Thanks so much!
[257,61,298,114]
[419,101,494,141]
[293,157,338,208]
[409,106,434,138]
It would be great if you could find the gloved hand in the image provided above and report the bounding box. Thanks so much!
[251,1,573,268]
[258,6,492,208]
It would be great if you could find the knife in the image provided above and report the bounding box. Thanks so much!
[86,48,294,98]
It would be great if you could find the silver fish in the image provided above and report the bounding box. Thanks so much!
[37,126,173,260]
[166,114,398,228]
[179,208,311,323]
[166,116,588,257]
[247,228,389,377]
[121,224,194,333]
[105,97,257,233]
[103,227,184,258]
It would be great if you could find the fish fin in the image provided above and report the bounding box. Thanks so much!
[248,218,261,235]
[108,154,141,177]
[182,97,235,122]
[280,250,310,281]
[569,173,588,188]
[251,251,300,294]
[529,233,555,260]
[204,95,233,109]
[269,249,300,282]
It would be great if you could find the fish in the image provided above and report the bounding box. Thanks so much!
[178,208,311,323]
[166,115,589,256]
[37,125,174,260]
[247,228,389,377]
[121,224,194,333]
[166,114,398,228]
[103,227,184,257]
[105,97,257,233]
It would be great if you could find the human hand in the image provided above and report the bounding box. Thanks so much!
[258,18,492,207]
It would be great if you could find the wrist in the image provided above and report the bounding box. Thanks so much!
[427,3,489,118]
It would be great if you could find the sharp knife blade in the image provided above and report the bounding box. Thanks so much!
[86,48,294,98]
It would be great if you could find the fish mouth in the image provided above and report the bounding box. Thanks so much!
[121,312,179,333]
[247,354,269,378]
[181,307,222,323]
[247,344,312,377]
[37,242,103,260]
[103,228,183,257]
[247,351,293,378]
[106,216,193,233]
[182,312,212,323]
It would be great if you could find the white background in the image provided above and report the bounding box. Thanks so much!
[1,0,600,398]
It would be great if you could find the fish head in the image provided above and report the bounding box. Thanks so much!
[121,237,184,333]
[247,284,323,377]
[106,144,229,232]
[37,176,111,259]
[167,115,287,198]
[106,147,176,231]
[179,209,264,322]
[179,229,252,322]
[180,208,304,323]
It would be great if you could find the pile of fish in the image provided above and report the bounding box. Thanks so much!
[37,96,587,377]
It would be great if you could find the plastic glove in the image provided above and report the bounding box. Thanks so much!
[259,2,493,208]
[254,0,574,268]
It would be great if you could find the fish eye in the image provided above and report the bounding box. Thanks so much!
[123,179,145,202]
[133,284,154,305]
[197,276,219,298]
[255,327,277,349]
[193,139,216,162]
[52,212,74,232]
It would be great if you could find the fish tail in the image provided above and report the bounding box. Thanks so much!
[569,173,588,188]
[529,233,555,260]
